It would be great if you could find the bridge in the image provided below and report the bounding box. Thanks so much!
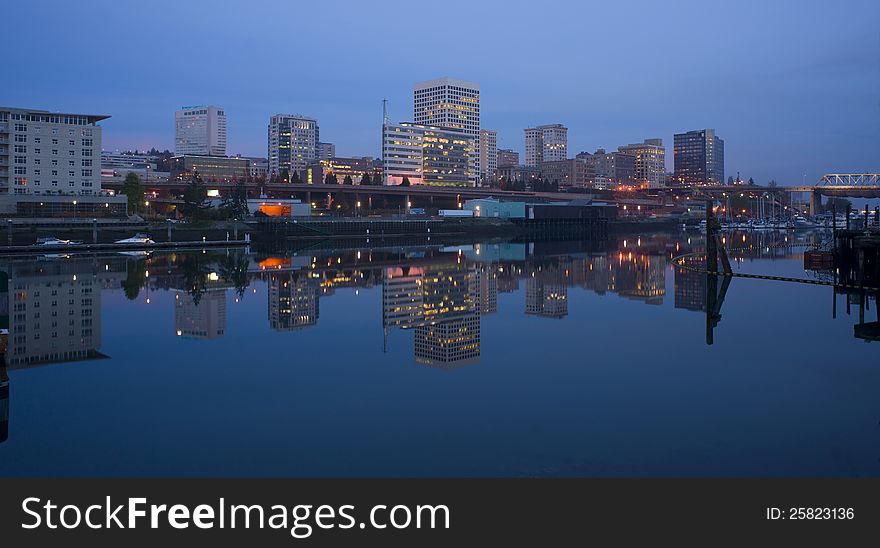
[686,174,880,214]
[103,179,669,214]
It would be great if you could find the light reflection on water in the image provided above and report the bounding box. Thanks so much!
[0,230,878,477]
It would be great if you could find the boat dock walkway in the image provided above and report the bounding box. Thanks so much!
[0,239,249,255]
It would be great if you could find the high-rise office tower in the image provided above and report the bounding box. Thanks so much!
[413,77,480,175]
[524,124,567,167]
[174,105,227,156]
[479,129,497,183]
[268,114,319,180]
[673,129,724,185]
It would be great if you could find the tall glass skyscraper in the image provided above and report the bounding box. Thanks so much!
[673,129,724,185]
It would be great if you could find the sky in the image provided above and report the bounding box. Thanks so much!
[4,0,879,184]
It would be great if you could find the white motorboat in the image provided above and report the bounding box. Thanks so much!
[36,237,80,246]
[115,233,155,245]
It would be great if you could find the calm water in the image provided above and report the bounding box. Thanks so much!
[1,230,878,477]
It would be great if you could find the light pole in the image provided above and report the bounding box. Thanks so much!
[72,200,77,219]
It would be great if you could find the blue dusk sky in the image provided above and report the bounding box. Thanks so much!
[4,0,878,184]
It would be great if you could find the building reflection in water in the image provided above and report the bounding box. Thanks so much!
[3,257,125,368]
[174,289,227,339]
[525,265,568,319]
[268,273,320,331]
[383,262,481,368]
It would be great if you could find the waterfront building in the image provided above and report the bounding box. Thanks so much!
[0,106,127,215]
[268,114,319,181]
[618,138,666,189]
[381,122,475,186]
[174,105,226,156]
[170,155,250,182]
[673,129,724,185]
[173,289,227,339]
[497,148,519,168]
[413,77,481,176]
[479,129,497,183]
[524,124,567,167]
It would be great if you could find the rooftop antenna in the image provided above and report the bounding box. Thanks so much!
[382,98,390,126]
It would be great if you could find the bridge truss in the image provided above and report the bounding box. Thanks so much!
[817,174,880,187]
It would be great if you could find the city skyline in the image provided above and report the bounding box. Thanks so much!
[3,0,878,185]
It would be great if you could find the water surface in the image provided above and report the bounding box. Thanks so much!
[1,230,878,477]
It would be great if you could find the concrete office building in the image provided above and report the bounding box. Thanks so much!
[479,129,497,183]
[318,142,336,160]
[577,149,635,189]
[618,138,666,188]
[0,106,127,215]
[673,129,724,185]
[524,124,567,167]
[306,156,381,186]
[381,122,475,186]
[231,155,269,179]
[174,105,227,156]
[540,158,590,189]
[497,148,519,168]
[414,77,481,175]
[170,155,250,182]
[268,114,319,180]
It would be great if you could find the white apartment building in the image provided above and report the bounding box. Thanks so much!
[268,114,319,180]
[524,124,568,167]
[413,77,480,175]
[0,106,127,215]
[479,129,497,183]
[382,122,475,186]
[174,105,227,156]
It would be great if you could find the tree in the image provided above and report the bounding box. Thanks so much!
[360,172,371,186]
[824,197,852,214]
[224,179,249,218]
[290,170,301,184]
[324,172,338,185]
[343,174,353,185]
[400,176,411,187]
[121,259,146,300]
[748,177,755,186]
[767,179,778,188]
[727,176,735,185]
[121,172,145,215]
[181,171,209,219]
